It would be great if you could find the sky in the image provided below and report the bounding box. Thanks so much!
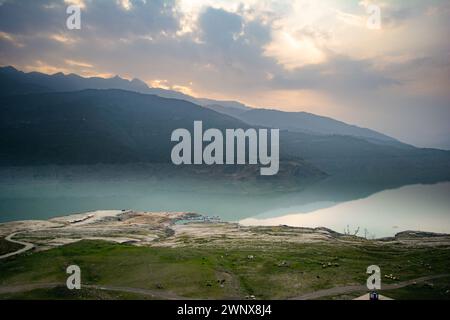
[0,0,449,149]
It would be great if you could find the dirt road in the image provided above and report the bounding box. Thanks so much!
[0,233,34,260]
[0,274,448,300]
[289,274,450,300]
[0,282,191,300]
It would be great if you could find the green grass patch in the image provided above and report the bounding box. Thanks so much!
[0,240,449,300]
[0,286,155,300]
[0,237,24,256]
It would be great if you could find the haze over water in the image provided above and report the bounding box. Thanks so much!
[0,167,449,238]
[240,182,450,238]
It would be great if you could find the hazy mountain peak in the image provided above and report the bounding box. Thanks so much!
[130,78,150,90]
[0,65,19,74]
[236,108,400,145]
[0,66,399,145]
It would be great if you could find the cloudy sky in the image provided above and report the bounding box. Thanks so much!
[0,0,449,149]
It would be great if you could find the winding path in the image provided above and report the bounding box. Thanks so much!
[0,282,190,300]
[0,274,448,300]
[0,233,35,260]
[289,274,450,300]
[1,232,448,299]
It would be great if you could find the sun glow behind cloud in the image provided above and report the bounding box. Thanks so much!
[174,0,388,70]
[260,0,389,70]
[264,31,327,69]
[148,79,196,96]
[1,0,449,148]
[63,0,86,9]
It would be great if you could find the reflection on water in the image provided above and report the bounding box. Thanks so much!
[0,166,449,238]
[240,182,450,238]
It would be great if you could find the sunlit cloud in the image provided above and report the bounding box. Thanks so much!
[64,0,86,9]
[118,0,132,11]
[82,71,115,78]
[50,33,76,44]
[0,31,24,47]
[264,31,327,69]
[148,79,171,90]
[23,60,71,74]
[20,60,112,79]
[64,59,93,68]
[172,84,196,96]
[148,79,196,96]
[335,10,366,28]
[0,0,449,148]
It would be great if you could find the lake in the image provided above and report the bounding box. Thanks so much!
[0,166,449,238]
[240,182,450,238]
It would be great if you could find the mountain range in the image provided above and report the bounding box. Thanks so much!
[1,66,449,186]
[0,66,401,144]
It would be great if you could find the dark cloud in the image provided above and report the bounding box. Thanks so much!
[0,0,66,34]
[270,55,400,94]
[82,0,179,37]
[0,0,449,148]
[0,1,411,95]
[242,20,271,46]
[199,7,243,48]
[0,0,179,37]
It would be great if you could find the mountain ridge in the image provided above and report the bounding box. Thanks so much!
[1,88,449,186]
[0,65,401,145]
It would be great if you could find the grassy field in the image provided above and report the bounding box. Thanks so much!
[1,240,449,300]
[0,237,23,256]
[0,286,154,300]
[381,276,450,300]
[323,276,450,300]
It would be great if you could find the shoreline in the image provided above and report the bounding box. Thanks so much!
[1,210,450,300]
[1,210,450,255]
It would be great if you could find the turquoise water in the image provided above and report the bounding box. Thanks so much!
[0,166,449,238]
[240,182,450,238]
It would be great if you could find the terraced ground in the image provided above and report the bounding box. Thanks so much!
[0,210,449,300]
